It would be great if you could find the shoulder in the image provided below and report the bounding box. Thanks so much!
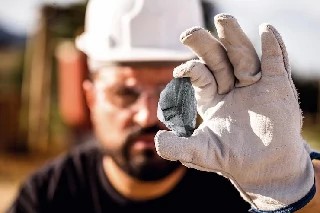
[18,141,102,198]
[181,168,250,209]
[9,142,102,211]
[184,168,244,193]
[31,142,100,181]
[183,167,230,184]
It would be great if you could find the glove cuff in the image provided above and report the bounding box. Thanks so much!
[310,151,320,160]
[249,151,320,213]
[249,184,315,213]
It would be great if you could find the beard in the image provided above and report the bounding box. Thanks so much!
[102,124,182,181]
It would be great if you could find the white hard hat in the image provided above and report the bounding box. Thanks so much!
[75,0,205,66]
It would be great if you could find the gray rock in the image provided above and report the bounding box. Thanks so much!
[157,77,197,137]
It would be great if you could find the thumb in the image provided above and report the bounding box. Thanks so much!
[154,128,222,172]
[154,130,195,162]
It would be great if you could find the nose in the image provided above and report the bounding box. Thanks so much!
[132,94,159,128]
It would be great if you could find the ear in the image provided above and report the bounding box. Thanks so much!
[83,79,95,110]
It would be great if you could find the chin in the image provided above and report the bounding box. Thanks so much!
[128,151,182,181]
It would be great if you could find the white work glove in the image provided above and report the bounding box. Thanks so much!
[155,13,315,212]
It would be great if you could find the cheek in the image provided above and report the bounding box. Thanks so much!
[94,107,114,131]
[92,104,132,146]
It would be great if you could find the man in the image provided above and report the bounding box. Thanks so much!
[7,0,320,212]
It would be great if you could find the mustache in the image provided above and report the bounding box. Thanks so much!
[126,125,163,142]
[100,125,165,157]
[122,125,163,158]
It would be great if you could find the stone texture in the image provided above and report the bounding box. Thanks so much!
[157,77,197,137]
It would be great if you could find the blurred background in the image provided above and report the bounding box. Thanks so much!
[0,0,319,211]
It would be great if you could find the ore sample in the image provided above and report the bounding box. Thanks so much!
[157,77,197,137]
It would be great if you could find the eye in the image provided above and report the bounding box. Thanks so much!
[112,87,140,108]
[116,87,139,98]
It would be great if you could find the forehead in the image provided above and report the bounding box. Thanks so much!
[94,64,175,86]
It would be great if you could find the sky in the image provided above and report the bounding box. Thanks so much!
[1,0,320,79]
[0,0,85,35]
[211,0,320,79]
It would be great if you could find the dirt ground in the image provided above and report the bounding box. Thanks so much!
[0,118,319,212]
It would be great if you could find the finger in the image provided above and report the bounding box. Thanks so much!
[214,13,261,87]
[259,23,298,100]
[259,23,290,77]
[180,27,234,95]
[173,60,218,115]
[154,129,222,172]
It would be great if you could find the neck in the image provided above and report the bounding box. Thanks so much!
[102,156,187,201]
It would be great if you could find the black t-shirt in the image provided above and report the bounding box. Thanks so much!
[7,142,250,213]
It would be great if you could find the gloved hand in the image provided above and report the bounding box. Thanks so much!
[155,13,315,212]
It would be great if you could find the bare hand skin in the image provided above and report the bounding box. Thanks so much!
[297,159,320,213]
